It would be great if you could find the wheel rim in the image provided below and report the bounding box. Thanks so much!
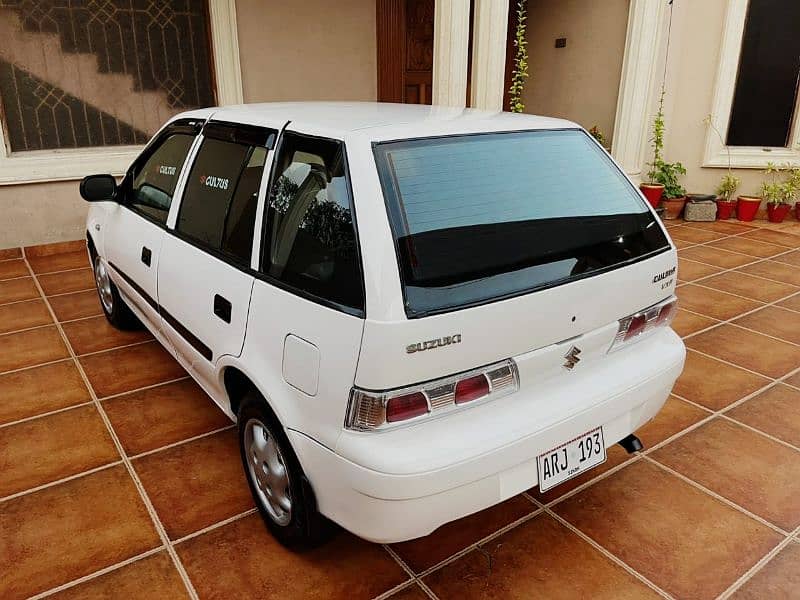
[244,418,292,526]
[94,256,114,314]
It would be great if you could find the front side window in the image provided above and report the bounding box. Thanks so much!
[374,129,669,317]
[263,132,363,312]
[129,133,195,224]
[177,135,268,265]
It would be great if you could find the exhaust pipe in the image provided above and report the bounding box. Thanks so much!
[618,434,644,454]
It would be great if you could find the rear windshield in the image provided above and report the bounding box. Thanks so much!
[373,129,669,318]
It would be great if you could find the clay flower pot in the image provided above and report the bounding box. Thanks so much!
[716,198,736,220]
[767,202,792,223]
[736,196,761,222]
[795,202,800,221]
[661,196,687,220]
[640,183,664,209]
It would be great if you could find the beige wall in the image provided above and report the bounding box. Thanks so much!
[521,0,629,146]
[659,0,762,197]
[0,0,377,250]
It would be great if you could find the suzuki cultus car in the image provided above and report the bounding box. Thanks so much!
[80,102,685,547]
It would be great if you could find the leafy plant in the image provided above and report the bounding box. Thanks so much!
[761,162,799,205]
[508,0,528,113]
[646,89,686,198]
[715,174,740,202]
[588,125,607,148]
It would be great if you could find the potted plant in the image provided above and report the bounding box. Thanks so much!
[589,125,608,150]
[762,163,796,223]
[641,92,668,209]
[654,161,688,219]
[715,174,740,220]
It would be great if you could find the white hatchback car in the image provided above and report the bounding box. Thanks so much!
[81,102,685,547]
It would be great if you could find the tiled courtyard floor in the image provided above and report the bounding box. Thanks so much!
[1,220,800,599]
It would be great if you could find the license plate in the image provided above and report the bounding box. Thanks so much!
[536,427,606,492]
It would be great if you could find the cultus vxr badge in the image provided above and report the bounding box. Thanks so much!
[563,345,582,370]
[406,334,462,354]
[652,266,676,284]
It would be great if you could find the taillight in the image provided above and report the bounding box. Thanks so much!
[610,296,677,352]
[346,359,519,431]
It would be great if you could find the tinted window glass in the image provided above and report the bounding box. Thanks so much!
[373,129,668,317]
[264,132,363,311]
[130,133,194,224]
[177,137,267,265]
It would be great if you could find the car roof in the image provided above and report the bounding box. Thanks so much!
[176,102,580,141]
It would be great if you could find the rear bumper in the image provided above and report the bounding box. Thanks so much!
[289,330,685,543]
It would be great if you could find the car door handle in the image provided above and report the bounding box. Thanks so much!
[213,294,232,323]
[141,246,152,267]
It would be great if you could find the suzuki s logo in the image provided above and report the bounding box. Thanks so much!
[563,346,582,370]
[406,334,462,354]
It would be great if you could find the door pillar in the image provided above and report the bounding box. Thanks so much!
[432,0,471,107]
[469,0,510,110]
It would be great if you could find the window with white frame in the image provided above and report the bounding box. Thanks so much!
[704,0,800,168]
[0,0,242,184]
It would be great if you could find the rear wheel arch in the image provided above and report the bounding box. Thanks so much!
[86,230,98,260]
[223,366,283,425]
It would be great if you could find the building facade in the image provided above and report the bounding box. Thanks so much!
[0,0,794,247]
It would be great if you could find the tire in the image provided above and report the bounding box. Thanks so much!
[92,254,142,331]
[237,392,329,549]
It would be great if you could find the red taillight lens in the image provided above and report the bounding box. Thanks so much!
[385,392,429,422]
[656,299,677,325]
[454,374,490,404]
[624,314,647,341]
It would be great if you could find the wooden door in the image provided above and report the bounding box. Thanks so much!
[377,0,434,104]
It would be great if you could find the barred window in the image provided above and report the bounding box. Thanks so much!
[0,0,215,152]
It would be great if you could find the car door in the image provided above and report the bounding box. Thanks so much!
[157,120,279,393]
[104,119,201,331]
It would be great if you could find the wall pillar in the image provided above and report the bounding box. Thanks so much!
[611,0,669,177]
[432,0,471,107]
[469,0,510,110]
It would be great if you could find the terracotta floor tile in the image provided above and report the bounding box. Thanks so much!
[710,236,789,258]
[0,298,52,334]
[652,418,800,530]
[391,495,536,573]
[740,229,800,248]
[133,429,252,539]
[671,309,719,337]
[424,513,661,600]
[49,551,189,600]
[733,306,800,344]
[38,268,95,296]
[104,379,231,456]
[673,351,770,410]
[0,465,161,599]
[0,247,22,260]
[636,395,710,446]
[0,277,39,304]
[62,315,152,355]
[777,294,800,312]
[772,250,800,267]
[24,240,86,257]
[0,404,119,497]
[0,326,69,372]
[0,259,29,280]
[0,360,90,425]
[686,325,800,378]
[677,258,723,282]
[684,221,755,235]
[676,284,763,320]
[79,341,185,398]
[787,371,800,388]
[554,460,782,599]
[672,237,695,249]
[386,584,429,600]
[27,250,90,275]
[48,290,103,322]
[700,272,799,303]
[176,513,407,599]
[668,227,727,244]
[738,259,800,287]
[679,245,758,269]
[727,384,800,448]
[731,541,800,600]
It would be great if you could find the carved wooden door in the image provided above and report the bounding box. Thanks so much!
[377,0,434,104]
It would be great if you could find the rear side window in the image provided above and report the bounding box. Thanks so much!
[130,133,194,224]
[177,136,268,265]
[262,132,363,312]
[374,129,669,317]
